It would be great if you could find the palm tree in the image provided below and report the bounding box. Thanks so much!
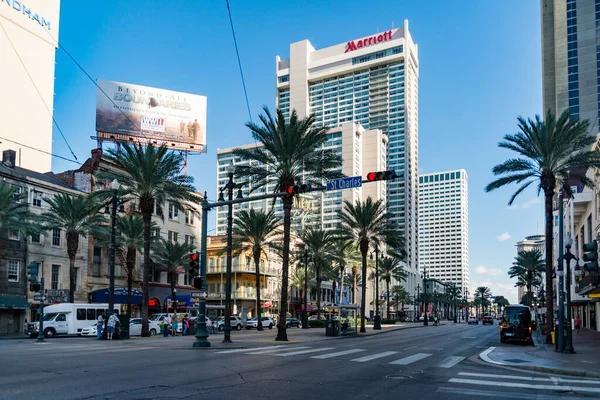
[233,107,343,341]
[152,238,195,313]
[508,250,545,307]
[338,197,404,332]
[495,296,510,315]
[301,227,337,320]
[391,285,410,320]
[446,283,462,322]
[333,241,361,304]
[475,286,491,317]
[0,182,37,234]
[42,193,105,303]
[485,110,600,342]
[96,215,155,315]
[231,209,282,330]
[378,256,407,318]
[289,265,315,300]
[98,143,199,336]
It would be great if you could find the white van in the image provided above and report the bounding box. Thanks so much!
[26,303,120,338]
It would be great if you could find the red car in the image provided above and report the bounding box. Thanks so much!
[482,316,494,325]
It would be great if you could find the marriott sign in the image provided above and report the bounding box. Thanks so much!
[345,30,393,53]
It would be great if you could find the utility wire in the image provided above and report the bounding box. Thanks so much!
[226,0,253,124]
[0,20,79,161]
[0,136,81,165]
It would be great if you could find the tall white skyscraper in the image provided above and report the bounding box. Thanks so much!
[275,20,420,292]
[418,170,469,294]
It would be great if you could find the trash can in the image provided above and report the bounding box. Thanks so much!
[116,314,130,340]
[188,319,197,335]
[326,319,339,337]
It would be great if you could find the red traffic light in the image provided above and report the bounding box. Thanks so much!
[190,253,198,261]
[366,171,397,182]
[286,186,294,194]
[366,172,377,181]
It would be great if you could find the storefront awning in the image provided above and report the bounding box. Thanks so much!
[88,288,143,305]
[0,295,30,310]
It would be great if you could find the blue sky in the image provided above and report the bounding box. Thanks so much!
[51,0,544,303]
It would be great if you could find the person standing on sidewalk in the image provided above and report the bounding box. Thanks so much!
[163,315,171,337]
[107,314,119,340]
[96,315,104,340]
[574,316,581,335]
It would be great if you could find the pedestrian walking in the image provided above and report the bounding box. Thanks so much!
[574,316,581,335]
[107,313,119,340]
[163,315,171,337]
[171,313,178,336]
[182,315,189,336]
[96,315,104,340]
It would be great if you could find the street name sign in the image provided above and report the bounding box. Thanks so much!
[33,295,45,302]
[326,176,362,191]
[45,289,69,303]
[191,291,207,299]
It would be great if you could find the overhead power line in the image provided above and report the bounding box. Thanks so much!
[0,136,81,165]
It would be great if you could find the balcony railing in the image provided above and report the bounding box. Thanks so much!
[207,290,274,301]
[576,273,600,295]
[207,265,279,276]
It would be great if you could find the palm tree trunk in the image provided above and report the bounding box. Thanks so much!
[359,240,368,333]
[316,266,322,320]
[353,272,357,305]
[339,264,344,304]
[276,196,293,341]
[140,199,153,337]
[170,271,177,315]
[126,247,136,316]
[66,232,78,303]
[254,251,263,331]
[544,190,554,343]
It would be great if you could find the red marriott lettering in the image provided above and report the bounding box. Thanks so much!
[345,30,393,53]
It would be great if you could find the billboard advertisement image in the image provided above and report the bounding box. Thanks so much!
[96,80,207,152]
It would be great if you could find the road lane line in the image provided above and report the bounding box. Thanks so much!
[403,346,418,351]
[351,351,398,362]
[448,378,600,394]
[436,356,465,368]
[310,349,366,359]
[457,372,600,384]
[437,386,589,399]
[273,347,335,357]
[245,346,310,355]
[389,353,432,365]
[217,345,287,354]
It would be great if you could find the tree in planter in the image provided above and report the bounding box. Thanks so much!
[378,256,407,319]
[233,107,343,341]
[508,250,545,307]
[42,193,105,303]
[231,209,282,331]
[96,214,156,316]
[338,197,405,333]
[485,109,600,343]
[97,143,199,336]
[152,238,195,315]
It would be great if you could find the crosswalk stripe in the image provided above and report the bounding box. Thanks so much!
[449,378,600,394]
[351,351,398,362]
[436,356,465,368]
[389,353,432,365]
[310,349,366,359]
[437,386,590,399]
[457,372,600,385]
[246,346,310,355]
[217,345,288,354]
[273,347,335,357]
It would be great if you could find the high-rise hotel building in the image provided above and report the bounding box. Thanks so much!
[275,20,420,289]
[418,170,469,294]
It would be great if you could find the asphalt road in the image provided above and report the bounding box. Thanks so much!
[2,323,600,400]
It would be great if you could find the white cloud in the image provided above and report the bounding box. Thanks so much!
[497,232,512,242]
[474,266,504,276]
[521,198,541,209]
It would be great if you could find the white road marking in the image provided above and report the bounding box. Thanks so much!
[273,347,335,357]
[437,386,589,399]
[462,336,476,339]
[478,346,505,365]
[436,356,465,368]
[310,349,366,359]
[245,346,310,355]
[217,345,288,354]
[403,345,418,351]
[389,353,432,365]
[449,378,600,394]
[458,372,600,385]
[351,351,398,362]
[422,347,443,350]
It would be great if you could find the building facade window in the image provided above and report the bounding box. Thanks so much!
[168,231,178,243]
[32,191,42,207]
[168,203,179,220]
[31,232,41,243]
[184,235,195,246]
[185,210,194,225]
[8,230,20,241]
[73,267,79,292]
[51,264,60,290]
[52,229,61,246]
[7,260,19,282]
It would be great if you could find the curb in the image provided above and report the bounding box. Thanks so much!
[478,346,600,379]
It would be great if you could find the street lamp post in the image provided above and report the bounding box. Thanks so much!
[415,284,420,322]
[453,284,457,323]
[563,237,578,354]
[303,249,311,329]
[371,245,381,330]
[221,164,236,343]
[108,179,119,333]
[423,266,429,326]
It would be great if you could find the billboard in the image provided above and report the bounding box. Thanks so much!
[96,80,207,152]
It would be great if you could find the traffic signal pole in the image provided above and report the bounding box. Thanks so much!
[193,202,210,348]
[37,275,44,343]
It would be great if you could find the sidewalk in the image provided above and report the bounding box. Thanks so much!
[479,328,600,378]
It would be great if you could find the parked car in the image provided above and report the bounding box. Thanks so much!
[286,318,301,328]
[129,318,161,336]
[468,317,478,325]
[482,316,494,325]
[309,315,327,321]
[216,316,244,331]
[245,317,275,329]
[79,324,98,337]
[500,305,533,345]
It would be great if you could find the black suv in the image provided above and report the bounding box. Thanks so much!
[500,305,533,345]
